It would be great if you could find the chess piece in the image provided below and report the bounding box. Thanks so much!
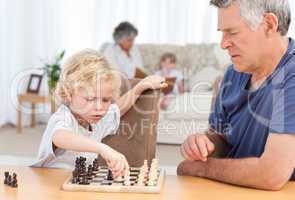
[92,158,99,171]
[7,175,12,186]
[123,169,130,186]
[71,177,78,184]
[124,180,131,186]
[148,179,154,186]
[11,173,18,188]
[4,172,9,185]
[107,170,113,181]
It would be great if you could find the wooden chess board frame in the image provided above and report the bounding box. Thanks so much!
[62,167,166,194]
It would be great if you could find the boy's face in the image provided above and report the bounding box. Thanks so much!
[161,58,176,70]
[69,80,113,124]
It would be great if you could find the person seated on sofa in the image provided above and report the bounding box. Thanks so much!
[155,52,184,109]
[177,0,295,191]
[102,21,144,79]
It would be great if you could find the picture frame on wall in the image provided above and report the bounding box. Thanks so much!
[27,74,43,94]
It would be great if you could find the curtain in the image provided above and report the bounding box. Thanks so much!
[0,0,294,126]
[0,0,63,126]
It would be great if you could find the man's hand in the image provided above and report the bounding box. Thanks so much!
[181,134,215,161]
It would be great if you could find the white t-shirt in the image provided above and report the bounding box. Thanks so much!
[102,44,143,79]
[32,104,120,170]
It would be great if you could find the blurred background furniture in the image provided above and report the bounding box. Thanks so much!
[17,94,55,133]
[101,43,230,144]
[98,79,161,167]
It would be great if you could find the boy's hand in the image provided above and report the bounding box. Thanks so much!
[181,134,215,162]
[99,144,129,177]
[137,75,168,92]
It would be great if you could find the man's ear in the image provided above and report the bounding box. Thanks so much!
[263,13,279,36]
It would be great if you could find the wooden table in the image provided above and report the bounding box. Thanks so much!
[17,93,56,133]
[1,166,295,200]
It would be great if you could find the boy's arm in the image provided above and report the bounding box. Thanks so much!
[116,83,145,117]
[52,129,129,177]
[52,129,107,154]
[116,76,167,117]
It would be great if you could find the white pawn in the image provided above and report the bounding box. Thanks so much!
[124,180,131,186]
[148,179,154,186]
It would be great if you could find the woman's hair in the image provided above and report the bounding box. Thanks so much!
[55,49,121,104]
[113,21,138,43]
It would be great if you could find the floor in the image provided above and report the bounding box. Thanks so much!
[0,124,183,174]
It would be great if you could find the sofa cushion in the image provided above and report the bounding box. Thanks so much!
[160,91,213,120]
[189,66,223,92]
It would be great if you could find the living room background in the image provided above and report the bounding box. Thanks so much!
[0,0,295,126]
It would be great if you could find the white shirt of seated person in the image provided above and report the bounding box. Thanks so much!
[103,44,143,79]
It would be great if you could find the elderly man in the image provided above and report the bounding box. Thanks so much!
[177,0,295,191]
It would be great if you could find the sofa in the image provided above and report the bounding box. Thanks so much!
[98,79,161,167]
[137,43,230,144]
[100,42,231,144]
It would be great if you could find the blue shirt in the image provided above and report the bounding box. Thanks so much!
[209,38,295,180]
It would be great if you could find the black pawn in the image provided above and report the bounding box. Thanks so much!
[7,175,12,186]
[11,173,17,188]
[4,172,9,185]
[107,170,113,181]
[71,177,78,184]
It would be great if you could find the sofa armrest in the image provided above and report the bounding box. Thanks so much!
[98,79,161,167]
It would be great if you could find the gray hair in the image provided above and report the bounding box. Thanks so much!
[113,21,138,43]
[210,0,291,36]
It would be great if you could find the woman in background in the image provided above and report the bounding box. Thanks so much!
[102,21,144,79]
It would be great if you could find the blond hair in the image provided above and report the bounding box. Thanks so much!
[55,49,121,104]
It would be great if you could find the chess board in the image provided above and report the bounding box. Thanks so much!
[62,166,165,193]
[62,157,165,193]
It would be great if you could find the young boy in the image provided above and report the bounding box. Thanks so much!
[33,49,166,177]
[155,52,184,109]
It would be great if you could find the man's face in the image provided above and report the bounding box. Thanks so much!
[218,2,267,73]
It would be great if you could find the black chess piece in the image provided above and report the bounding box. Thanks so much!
[80,175,89,185]
[92,160,99,171]
[107,170,113,181]
[4,172,9,185]
[71,177,78,184]
[11,173,17,188]
[72,170,78,178]
[7,175,12,186]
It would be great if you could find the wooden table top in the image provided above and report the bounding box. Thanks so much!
[1,166,295,200]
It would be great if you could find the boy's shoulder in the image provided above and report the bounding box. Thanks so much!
[48,104,76,126]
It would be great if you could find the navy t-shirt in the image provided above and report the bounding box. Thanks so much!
[209,38,295,180]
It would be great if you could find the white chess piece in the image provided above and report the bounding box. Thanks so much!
[148,179,154,186]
